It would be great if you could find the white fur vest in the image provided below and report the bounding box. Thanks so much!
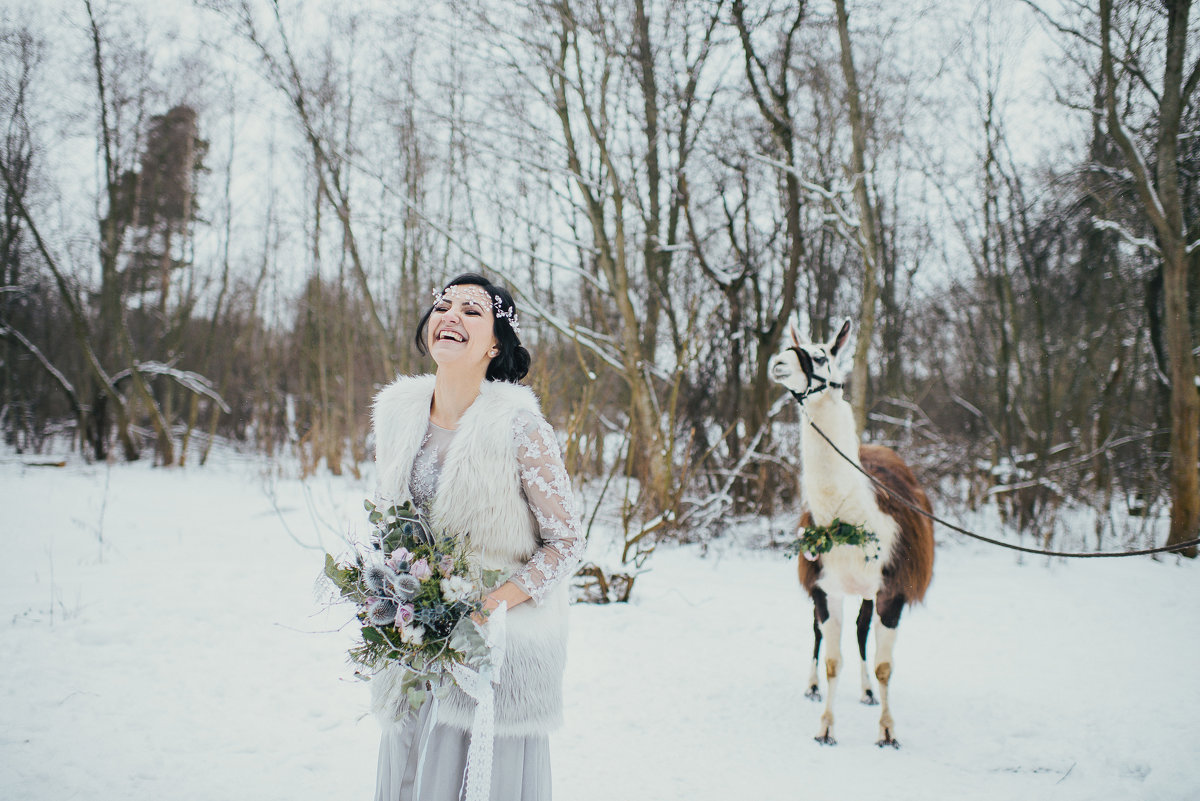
[370,374,569,737]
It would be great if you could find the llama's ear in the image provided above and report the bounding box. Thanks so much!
[830,317,852,357]
[788,319,802,349]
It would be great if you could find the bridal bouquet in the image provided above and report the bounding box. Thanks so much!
[323,499,502,711]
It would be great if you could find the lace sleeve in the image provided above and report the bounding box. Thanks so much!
[509,412,585,605]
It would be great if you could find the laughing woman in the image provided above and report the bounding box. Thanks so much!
[370,273,584,801]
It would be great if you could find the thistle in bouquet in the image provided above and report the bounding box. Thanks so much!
[323,499,503,712]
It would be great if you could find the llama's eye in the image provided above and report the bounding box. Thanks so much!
[812,354,827,365]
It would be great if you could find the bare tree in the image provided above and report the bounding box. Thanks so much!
[1095,0,1199,554]
[225,0,398,378]
[730,0,807,436]
[458,0,724,521]
[833,0,884,436]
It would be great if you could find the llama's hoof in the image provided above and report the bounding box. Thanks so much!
[805,684,822,702]
[875,732,901,749]
[814,733,838,746]
[860,689,878,706]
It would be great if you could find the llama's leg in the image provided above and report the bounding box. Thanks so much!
[856,599,877,705]
[873,591,906,748]
[805,606,823,701]
[813,587,843,745]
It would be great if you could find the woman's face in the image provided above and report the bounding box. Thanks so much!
[427,285,499,374]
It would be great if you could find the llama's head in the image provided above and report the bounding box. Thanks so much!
[768,317,852,401]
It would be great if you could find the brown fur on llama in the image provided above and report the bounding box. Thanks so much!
[797,446,935,601]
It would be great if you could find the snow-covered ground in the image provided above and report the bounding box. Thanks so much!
[2,452,1198,800]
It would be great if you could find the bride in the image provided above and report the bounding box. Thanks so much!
[370,273,584,801]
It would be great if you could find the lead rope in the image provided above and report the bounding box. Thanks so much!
[793,396,1200,558]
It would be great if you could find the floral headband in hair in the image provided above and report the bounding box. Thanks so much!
[431,286,521,335]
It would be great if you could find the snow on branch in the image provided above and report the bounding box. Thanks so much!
[985,475,1064,499]
[748,152,863,231]
[1091,217,1162,256]
[0,323,78,405]
[112,362,232,413]
[1098,98,1170,232]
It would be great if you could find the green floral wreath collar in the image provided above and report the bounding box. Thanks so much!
[785,518,880,561]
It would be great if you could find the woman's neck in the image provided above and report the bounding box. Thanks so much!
[429,368,486,429]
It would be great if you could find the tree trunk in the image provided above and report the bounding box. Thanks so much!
[731,0,807,436]
[1162,244,1199,553]
[834,0,882,438]
[1099,0,1198,555]
[547,8,674,513]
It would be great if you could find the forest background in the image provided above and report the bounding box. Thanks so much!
[2,0,1197,579]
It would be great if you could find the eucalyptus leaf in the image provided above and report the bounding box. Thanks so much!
[323,553,356,594]
[449,616,489,664]
[787,518,879,560]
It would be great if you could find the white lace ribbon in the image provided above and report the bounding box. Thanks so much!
[447,602,508,801]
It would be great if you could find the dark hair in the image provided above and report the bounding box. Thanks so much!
[415,272,530,383]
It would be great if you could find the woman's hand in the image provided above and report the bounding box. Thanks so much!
[471,599,495,627]
[472,580,530,626]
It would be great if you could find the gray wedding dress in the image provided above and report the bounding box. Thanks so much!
[373,415,583,801]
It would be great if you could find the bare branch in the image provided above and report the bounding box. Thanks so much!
[748,152,862,237]
[1183,54,1200,105]
[1091,217,1163,256]
[0,323,80,414]
[110,362,232,414]
[1020,0,1162,104]
[1098,0,1169,235]
[0,157,139,458]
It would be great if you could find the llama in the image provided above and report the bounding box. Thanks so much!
[768,318,935,747]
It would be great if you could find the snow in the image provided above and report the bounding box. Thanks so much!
[2,451,1199,800]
